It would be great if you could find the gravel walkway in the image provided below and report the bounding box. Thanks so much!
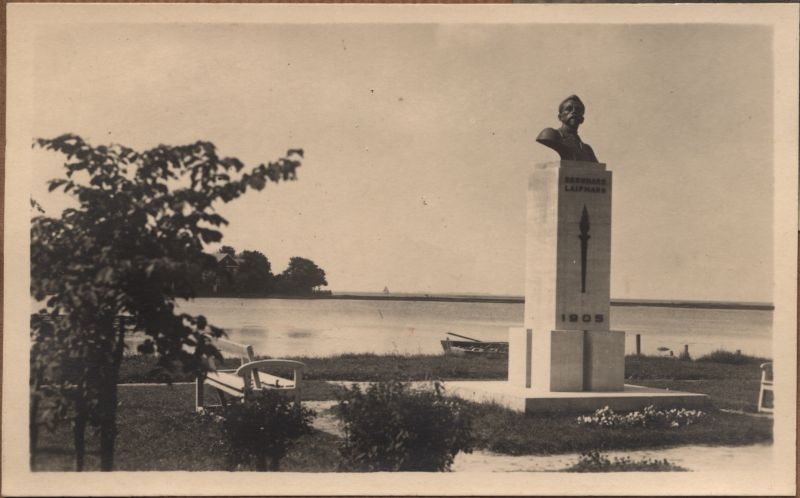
[451,443,773,473]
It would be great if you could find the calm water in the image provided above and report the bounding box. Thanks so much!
[167,298,773,359]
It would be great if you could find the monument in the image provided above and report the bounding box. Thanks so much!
[508,94,624,393]
[446,96,708,413]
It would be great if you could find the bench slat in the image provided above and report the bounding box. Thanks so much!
[206,372,245,396]
[259,373,295,389]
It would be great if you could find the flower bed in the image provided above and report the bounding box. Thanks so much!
[577,405,706,429]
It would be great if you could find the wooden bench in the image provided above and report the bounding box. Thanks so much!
[757,362,773,414]
[195,338,305,413]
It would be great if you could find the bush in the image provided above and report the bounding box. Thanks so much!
[697,350,769,365]
[564,450,686,472]
[218,391,315,471]
[577,405,706,429]
[336,380,473,471]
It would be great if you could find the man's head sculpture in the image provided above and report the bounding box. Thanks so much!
[536,95,598,163]
[558,95,586,131]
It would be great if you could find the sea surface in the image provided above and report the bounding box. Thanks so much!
[169,297,773,359]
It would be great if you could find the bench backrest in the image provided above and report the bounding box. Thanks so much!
[209,338,264,389]
[760,362,773,383]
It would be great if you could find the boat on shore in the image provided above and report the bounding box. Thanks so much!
[440,332,508,359]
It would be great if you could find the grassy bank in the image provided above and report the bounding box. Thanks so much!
[121,351,768,412]
[120,353,509,384]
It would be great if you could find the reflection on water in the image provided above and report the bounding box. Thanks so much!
[160,298,774,359]
[238,326,269,338]
[287,329,313,339]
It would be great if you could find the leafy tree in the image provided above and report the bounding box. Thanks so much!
[219,245,236,256]
[30,134,302,471]
[233,250,274,295]
[275,256,328,295]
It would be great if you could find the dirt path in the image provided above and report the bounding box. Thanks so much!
[451,443,773,473]
[306,401,343,437]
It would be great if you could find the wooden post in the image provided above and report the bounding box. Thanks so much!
[635,334,641,356]
[195,378,205,413]
[294,368,303,408]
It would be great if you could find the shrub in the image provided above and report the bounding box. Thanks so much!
[697,350,769,365]
[564,450,686,472]
[217,391,315,471]
[577,405,706,429]
[336,380,473,471]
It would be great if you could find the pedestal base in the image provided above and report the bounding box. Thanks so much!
[444,381,709,414]
[509,327,625,392]
[584,330,625,391]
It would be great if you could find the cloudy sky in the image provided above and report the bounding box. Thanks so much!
[28,20,774,302]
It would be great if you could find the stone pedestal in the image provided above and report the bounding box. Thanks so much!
[444,381,709,413]
[449,160,709,413]
[510,160,623,392]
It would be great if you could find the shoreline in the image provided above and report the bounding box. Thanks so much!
[194,293,775,311]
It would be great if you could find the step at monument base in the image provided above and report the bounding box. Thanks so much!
[444,381,709,414]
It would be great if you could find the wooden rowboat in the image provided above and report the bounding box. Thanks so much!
[440,332,508,359]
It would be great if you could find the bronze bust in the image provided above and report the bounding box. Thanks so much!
[536,95,598,163]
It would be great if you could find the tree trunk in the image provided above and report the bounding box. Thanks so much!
[98,322,125,471]
[99,407,117,472]
[73,399,87,472]
[29,394,40,470]
[30,369,44,470]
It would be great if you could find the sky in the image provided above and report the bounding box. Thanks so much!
[29,22,774,302]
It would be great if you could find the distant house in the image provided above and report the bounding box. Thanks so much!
[202,252,243,294]
[213,253,241,274]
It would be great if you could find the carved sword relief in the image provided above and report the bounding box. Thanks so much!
[579,205,590,293]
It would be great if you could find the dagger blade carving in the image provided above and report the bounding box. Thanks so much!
[578,205,591,293]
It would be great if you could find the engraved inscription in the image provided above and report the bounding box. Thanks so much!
[564,176,606,194]
[561,313,605,323]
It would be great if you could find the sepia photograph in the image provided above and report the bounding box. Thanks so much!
[3,3,797,496]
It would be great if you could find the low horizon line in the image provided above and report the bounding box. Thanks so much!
[328,291,774,310]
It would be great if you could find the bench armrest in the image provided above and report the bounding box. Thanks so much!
[235,359,305,384]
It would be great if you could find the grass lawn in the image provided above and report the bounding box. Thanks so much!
[121,351,768,411]
[32,383,342,472]
[465,401,771,456]
[625,355,768,412]
[119,353,508,384]
[33,353,772,471]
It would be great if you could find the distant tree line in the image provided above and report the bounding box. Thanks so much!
[195,245,329,297]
